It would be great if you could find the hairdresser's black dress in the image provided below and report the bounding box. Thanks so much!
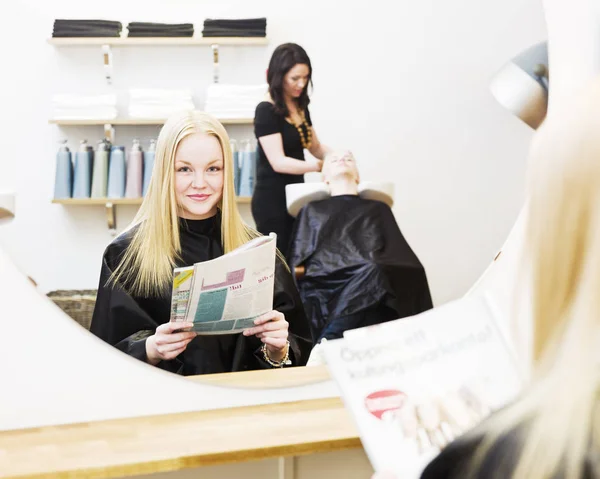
[252,101,312,258]
[89,213,312,376]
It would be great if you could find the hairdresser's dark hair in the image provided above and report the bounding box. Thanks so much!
[267,43,312,117]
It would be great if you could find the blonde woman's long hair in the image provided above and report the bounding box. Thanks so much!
[110,111,260,297]
[470,79,600,478]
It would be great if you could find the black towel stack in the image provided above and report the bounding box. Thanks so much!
[202,18,267,37]
[52,19,122,38]
[127,22,194,37]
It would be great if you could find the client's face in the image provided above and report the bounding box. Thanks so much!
[323,151,359,183]
[174,133,224,220]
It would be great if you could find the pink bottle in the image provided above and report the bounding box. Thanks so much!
[125,138,143,198]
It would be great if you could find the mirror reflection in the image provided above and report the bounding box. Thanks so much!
[2,5,535,388]
[42,39,436,380]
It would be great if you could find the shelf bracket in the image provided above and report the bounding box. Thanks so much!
[211,43,219,83]
[106,202,117,233]
[104,123,115,143]
[102,44,113,85]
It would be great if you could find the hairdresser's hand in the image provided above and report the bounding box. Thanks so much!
[146,321,197,365]
[306,157,323,173]
[243,310,289,362]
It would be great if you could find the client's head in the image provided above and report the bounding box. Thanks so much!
[322,150,360,185]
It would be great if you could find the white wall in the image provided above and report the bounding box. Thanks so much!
[0,0,546,305]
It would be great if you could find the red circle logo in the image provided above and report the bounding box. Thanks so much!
[364,390,407,420]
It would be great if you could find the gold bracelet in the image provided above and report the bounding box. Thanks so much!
[261,341,291,368]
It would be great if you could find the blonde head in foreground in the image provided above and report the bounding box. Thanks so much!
[468,78,600,479]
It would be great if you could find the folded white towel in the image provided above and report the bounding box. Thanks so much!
[204,84,265,119]
[205,98,261,108]
[129,88,193,102]
[205,106,256,113]
[128,104,195,119]
[128,88,195,118]
[129,98,194,107]
[205,83,267,98]
[52,107,118,120]
[205,106,255,115]
[205,93,265,103]
[52,94,117,108]
[205,111,254,119]
[129,100,195,108]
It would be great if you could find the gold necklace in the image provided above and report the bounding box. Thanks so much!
[290,110,312,149]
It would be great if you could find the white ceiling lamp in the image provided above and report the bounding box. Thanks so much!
[0,191,15,222]
[490,42,549,130]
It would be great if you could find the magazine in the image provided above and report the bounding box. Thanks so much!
[322,294,523,478]
[169,233,276,335]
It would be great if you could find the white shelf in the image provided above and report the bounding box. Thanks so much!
[49,34,260,229]
[52,197,251,205]
[52,198,143,206]
[53,196,251,230]
[48,37,268,47]
[49,118,254,126]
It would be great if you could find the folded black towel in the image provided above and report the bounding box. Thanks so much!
[126,22,194,37]
[201,18,266,37]
[127,28,194,33]
[53,25,121,32]
[128,31,194,37]
[53,31,122,37]
[54,19,122,28]
[202,25,265,32]
[202,29,266,38]
[52,19,122,38]
[203,18,266,29]
[127,22,194,30]
[53,29,122,37]
[202,32,266,37]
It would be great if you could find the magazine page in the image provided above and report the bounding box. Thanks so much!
[170,265,195,323]
[322,294,523,478]
[169,233,277,335]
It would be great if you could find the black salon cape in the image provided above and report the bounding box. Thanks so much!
[288,195,433,342]
[90,214,313,376]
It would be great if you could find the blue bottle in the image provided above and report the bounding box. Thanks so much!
[91,140,110,198]
[107,146,126,198]
[238,139,256,198]
[72,139,92,198]
[87,144,95,180]
[142,139,156,196]
[53,140,73,199]
[230,139,240,196]
[125,139,143,198]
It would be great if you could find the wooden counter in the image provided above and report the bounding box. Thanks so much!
[0,366,362,479]
[190,362,332,389]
